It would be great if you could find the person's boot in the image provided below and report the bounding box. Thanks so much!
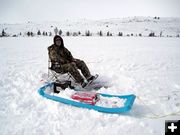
[87,75,96,82]
[81,80,88,88]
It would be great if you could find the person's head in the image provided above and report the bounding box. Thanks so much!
[53,35,64,48]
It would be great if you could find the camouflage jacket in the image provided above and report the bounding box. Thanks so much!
[48,44,74,65]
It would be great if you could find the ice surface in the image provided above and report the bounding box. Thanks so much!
[0,37,180,135]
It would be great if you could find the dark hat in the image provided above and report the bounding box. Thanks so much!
[53,35,64,48]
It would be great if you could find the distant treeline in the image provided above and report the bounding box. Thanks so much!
[1,27,180,38]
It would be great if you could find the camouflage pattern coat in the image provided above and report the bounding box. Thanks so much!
[48,44,73,65]
[48,44,91,83]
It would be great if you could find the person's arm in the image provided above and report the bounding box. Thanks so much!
[48,46,59,62]
[65,48,75,62]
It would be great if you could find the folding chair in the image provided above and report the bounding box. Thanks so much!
[47,58,75,83]
[47,58,77,93]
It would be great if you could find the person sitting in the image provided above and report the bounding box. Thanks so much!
[48,35,95,87]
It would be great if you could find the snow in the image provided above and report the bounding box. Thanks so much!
[0,36,180,135]
[96,96,126,108]
[1,17,180,37]
[51,88,126,108]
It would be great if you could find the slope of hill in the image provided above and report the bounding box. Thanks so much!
[0,17,180,37]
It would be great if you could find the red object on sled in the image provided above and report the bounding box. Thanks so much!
[71,92,99,105]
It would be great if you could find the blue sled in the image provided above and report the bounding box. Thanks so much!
[38,83,136,113]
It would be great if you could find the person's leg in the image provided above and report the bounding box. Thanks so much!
[74,59,91,79]
[55,63,84,84]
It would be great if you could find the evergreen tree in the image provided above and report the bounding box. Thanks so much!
[118,32,123,36]
[49,32,52,36]
[42,31,46,36]
[85,30,91,36]
[12,34,17,37]
[98,30,103,36]
[2,29,6,36]
[73,32,78,36]
[66,31,70,36]
[30,32,33,36]
[37,30,41,35]
[59,29,62,36]
[149,32,155,37]
[27,31,31,36]
[54,27,58,35]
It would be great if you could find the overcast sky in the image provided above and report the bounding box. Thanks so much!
[0,0,180,23]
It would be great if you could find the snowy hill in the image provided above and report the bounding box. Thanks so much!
[1,16,180,37]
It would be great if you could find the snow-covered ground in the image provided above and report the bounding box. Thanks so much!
[1,17,180,37]
[0,37,180,135]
